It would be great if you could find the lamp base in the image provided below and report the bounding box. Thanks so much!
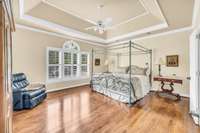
[158,64,162,77]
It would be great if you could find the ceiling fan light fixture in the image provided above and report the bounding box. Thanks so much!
[85,4,112,34]
[99,29,104,34]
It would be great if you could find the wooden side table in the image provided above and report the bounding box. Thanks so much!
[154,76,183,101]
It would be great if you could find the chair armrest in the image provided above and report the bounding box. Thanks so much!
[27,83,46,91]
[30,83,45,86]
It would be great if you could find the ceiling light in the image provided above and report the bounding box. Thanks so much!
[99,29,104,34]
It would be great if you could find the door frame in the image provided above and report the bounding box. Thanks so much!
[190,25,200,125]
[0,0,15,132]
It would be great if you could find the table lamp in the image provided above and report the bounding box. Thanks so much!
[104,59,109,73]
[156,58,165,76]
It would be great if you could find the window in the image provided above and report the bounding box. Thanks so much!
[47,41,89,82]
[63,52,72,77]
[48,50,61,80]
[80,53,89,76]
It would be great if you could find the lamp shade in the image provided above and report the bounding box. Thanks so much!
[156,58,165,65]
[104,59,109,66]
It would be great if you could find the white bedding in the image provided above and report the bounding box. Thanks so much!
[92,73,150,103]
[112,73,150,97]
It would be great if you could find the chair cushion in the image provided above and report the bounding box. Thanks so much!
[23,89,46,99]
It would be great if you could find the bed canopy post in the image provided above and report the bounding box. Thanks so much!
[90,49,94,90]
[149,50,153,87]
[128,40,132,107]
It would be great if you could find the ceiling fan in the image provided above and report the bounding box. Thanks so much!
[85,5,113,34]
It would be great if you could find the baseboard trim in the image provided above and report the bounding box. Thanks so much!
[150,90,189,98]
[46,83,90,93]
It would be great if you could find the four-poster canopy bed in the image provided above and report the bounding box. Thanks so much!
[90,41,152,106]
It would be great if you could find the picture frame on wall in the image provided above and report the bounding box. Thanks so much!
[95,58,100,66]
[166,55,179,67]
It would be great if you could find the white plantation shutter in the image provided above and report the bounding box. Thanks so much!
[63,52,72,77]
[80,53,89,76]
[47,41,89,82]
[72,53,78,76]
[48,50,61,79]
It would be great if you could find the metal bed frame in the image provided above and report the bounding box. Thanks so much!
[90,41,152,106]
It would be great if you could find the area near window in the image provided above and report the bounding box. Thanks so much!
[47,41,89,83]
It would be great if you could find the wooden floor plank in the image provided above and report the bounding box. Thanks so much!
[13,86,200,133]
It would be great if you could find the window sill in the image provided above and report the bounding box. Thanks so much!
[46,76,90,84]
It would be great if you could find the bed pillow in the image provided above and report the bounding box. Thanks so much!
[126,65,148,75]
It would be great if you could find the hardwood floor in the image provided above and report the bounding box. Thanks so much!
[13,86,200,133]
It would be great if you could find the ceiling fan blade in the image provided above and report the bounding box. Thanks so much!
[103,17,112,25]
[105,26,115,30]
[85,26,96,30]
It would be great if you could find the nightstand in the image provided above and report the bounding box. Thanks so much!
[154,76,182,101]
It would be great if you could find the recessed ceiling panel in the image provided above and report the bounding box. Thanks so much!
[45,0,146,26]
[27,2,107,38]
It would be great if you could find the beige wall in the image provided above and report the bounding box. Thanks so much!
[13,27,191,96]
[13,28,106,91]
[195,5,200,28]
[108,31,191,96]
[137,31,191,96]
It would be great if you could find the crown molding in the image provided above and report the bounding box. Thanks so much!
[19,0,169,45]
[16,23,193,49]
[22,14,107,43]
[19,0,107,44]
[109,26,193,46]
[106,22,168,43]
[16,24,107,47]
[19,0,171,45]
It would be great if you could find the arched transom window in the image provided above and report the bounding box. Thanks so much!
[63,40,80,51]
[47,40,89,82]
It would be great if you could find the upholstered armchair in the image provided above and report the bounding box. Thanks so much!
[12,73,47,110]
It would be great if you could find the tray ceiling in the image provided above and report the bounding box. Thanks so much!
[45,0,146,27]
[13,0,194,44]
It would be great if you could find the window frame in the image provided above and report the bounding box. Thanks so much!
[46,44,89,83]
